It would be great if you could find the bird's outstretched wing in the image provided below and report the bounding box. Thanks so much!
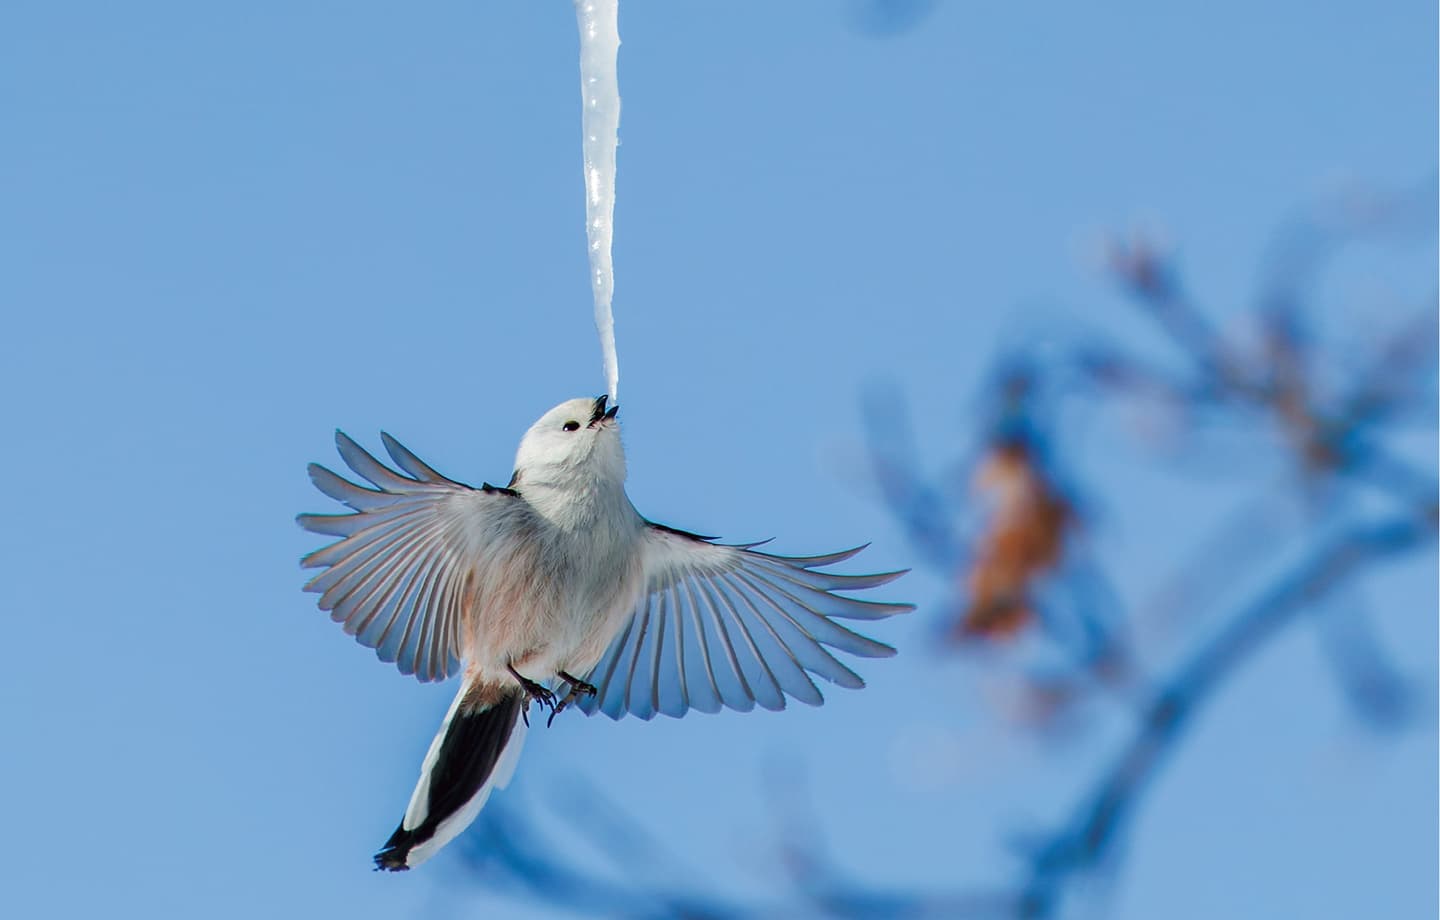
[579,525,913,720]
[297,432,533,683]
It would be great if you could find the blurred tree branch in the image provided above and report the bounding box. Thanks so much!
[1015,513,1434,918]
[450,186,1436,918]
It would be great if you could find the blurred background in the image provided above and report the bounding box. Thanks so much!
[1,2,1434,918]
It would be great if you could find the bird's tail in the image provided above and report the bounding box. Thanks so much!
[374,683,528,871]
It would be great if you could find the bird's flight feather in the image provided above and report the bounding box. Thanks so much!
[297,431,532,683]
[577,527,913,720]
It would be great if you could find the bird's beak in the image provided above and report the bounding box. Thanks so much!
[589,395,619,427]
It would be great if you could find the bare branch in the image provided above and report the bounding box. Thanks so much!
[1018,514,1435,917]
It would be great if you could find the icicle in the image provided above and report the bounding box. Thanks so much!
[574,0,621,401]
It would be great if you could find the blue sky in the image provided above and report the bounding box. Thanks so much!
[2,2,1434,918]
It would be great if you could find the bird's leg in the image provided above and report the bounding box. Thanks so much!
[546,670,600,728]
[506,662,556,713]
[559,670,598,697]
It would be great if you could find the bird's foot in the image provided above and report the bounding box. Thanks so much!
[559,670,598,697]
[507,663,556,718]
[547,671,599,728]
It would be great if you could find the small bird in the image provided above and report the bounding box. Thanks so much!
[298,396,912,871]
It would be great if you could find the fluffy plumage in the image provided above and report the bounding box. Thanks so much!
[298,396,911,869]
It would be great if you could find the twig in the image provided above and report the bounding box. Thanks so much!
[1017,514,1435,917]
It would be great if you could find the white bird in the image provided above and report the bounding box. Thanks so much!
[298,396,912,871]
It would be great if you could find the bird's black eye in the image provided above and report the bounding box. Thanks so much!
[562,421,580,432]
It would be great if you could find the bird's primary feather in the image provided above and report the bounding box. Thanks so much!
[297,431,535,683]
[577,525,912,720]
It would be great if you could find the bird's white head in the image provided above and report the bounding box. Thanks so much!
[512,395,626,493]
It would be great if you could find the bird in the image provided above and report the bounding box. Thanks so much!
[297,395,913,871]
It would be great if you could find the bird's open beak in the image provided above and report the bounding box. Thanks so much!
[589,395,619,427]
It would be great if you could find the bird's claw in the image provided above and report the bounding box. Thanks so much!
[559,670,598,698]
[507,664,556,713]
[546,671,599,728]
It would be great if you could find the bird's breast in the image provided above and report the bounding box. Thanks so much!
[463,510,642,679]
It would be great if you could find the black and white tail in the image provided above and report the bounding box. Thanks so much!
[373,686,528,871]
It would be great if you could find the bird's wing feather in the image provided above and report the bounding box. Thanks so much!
[579,525,913,720]
[298,431,532,682]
